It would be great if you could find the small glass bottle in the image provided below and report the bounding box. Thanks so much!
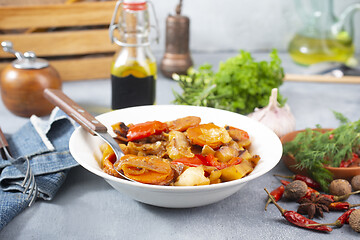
[109,0,158,109]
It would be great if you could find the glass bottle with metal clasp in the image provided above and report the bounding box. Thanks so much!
[109,0,159,109]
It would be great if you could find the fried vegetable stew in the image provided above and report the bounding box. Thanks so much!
[100,116,260,186]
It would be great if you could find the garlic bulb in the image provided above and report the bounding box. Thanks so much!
[248,88,295,138]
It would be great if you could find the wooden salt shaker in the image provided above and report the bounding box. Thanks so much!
[0,41,62,117]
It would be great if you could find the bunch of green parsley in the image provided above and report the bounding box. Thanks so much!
[172,49,285,114]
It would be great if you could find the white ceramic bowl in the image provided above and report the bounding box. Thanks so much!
[69,105,282,208]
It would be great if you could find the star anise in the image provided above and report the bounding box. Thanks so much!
[297,193,334,219]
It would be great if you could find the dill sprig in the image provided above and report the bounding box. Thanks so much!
[283,112,360,192]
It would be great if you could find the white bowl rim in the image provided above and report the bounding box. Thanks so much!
[69,105,283,192]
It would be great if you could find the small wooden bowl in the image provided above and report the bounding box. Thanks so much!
[280,129,360,180]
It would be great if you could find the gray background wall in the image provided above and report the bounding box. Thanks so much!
[151,0,360,54]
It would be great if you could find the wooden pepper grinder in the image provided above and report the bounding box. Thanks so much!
[160,0,193,78]
[0,41,62,117]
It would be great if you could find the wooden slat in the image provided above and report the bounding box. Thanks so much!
[50,56,113,81]
[0,0,65,6]
[285,74,360,84]
[0,29,117,58]
[0,56,113,81]
[0,1,116,30]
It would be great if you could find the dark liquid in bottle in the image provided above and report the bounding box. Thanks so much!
[111,74,155,109]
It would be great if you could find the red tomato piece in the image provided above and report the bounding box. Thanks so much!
[172,154,243,170]
[172,155,207,167]
[127,120,168,141]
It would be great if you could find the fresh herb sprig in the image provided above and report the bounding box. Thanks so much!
[172,64,217,107]
[172,49,285,115]
[283,112,360,191]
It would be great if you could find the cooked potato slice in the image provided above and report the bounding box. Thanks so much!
[174,166,210,186]
[220,160,253,182]
[201,145,216,155]
[240,150,252,161]
[99,143,108,153]
[209,169,222,184]
[215,145,239,162]
[249,155,261,167]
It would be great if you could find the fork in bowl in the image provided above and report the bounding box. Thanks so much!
[0,127,38,206]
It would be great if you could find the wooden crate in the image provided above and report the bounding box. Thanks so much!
[0,1,118,81]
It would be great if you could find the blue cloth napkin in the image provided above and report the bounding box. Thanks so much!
[0,108,79,231]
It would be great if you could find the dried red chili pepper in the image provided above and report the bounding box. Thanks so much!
[299,187,321,201]
[328,202,360,211]
[264,188,333,232]
[339,153,359,168]
[307,209,356,228]
[298,189,360,202]
[274,174,321,190]
[280,180,291,186]
[342,209,356,224]
[322,190,360,202]
[265,185,285,211]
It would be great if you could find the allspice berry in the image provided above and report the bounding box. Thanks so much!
[283,180,308,201]
[349,209,360,232]
[329,179,352,198]
[351,175,360,191]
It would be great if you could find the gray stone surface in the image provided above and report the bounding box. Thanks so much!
[0,53,359,239]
